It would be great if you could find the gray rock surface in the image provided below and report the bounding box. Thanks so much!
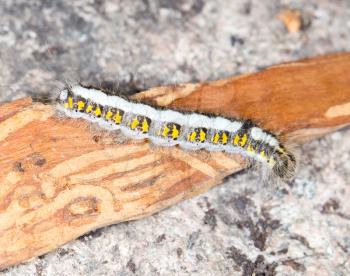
[0,0,349,275]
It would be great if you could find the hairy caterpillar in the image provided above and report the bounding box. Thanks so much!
[57,85,296,180]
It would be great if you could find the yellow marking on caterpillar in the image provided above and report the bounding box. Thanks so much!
[113,112,122,124]
[86,105,93,113]
[233,134,240,145]
[64,103,69,108]
[222,132,228,145]
[141,119,149,133]
[77,101,85,111]
[162,125,170,137]
[94,107,102,117]
[199,129,206,142]
[68,97,73,109]
[260,151,265,158]
[188,131,197,142]
[247,144,254,153]
[172,125,179,140]
[130,118,139,130]
[240,133,248,147]
[105,111,113,120]
[212,133,220,144]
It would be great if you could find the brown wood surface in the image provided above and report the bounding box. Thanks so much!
[0,53,350,269]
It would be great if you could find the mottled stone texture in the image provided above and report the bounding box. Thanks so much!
[0,0,349,275]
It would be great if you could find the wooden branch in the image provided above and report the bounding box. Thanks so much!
[1,53,350,269]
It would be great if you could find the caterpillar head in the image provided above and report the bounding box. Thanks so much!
[272,149,297,181]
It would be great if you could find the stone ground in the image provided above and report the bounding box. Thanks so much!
[0,0,349,275]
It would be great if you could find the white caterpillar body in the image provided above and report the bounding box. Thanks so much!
[57,85,296,180]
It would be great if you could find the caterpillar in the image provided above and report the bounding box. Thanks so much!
[57,85,296,181]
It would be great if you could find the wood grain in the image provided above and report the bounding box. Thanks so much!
[1,52,350,269]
